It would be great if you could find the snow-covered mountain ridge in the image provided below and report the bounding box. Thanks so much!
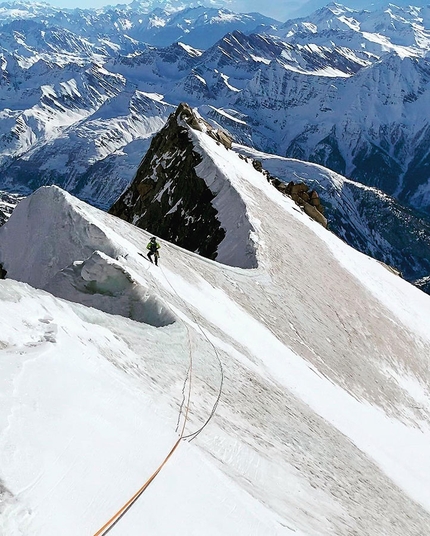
[0,118,429,534]
[0,1,430,284]
[235,143,430,282]
[109,102,259,268]
[0,1,278,51]
[291,0,430,19]
[278,2,430,55]
[107,103,430,288]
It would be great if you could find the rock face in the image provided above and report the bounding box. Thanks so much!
[243,158,328,228]
[276,179,327,228]
[110,103,328,262]
[109,103,229,260]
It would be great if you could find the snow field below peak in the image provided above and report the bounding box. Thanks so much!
[0,146,430,535]
[0,280,295,536]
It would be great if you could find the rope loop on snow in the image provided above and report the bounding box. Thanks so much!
[158,264,224,442]
[92,250,223,536]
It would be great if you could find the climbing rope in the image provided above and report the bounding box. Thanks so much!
[93,352,192,536]
[158,264,224,442]
[92,257,193,536]
[138,251,224,439]
[137,246,195,437]
[138,247,223,441]
[175,333,193,435]
[92,437,182,536]
[92,250,223,535]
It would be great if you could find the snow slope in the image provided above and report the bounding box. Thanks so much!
[0,129,430,535]
[233,143,430,281]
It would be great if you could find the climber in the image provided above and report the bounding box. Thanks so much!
[146,236,160,265]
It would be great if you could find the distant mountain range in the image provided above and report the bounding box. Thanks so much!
[0,1,278,49]
[0,0,430,286]
[290,0,430,18]
[0,189,22,225]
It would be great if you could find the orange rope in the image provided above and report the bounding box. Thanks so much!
[93,323,193,536]
[93,437,181,536]
[92,258,195,536]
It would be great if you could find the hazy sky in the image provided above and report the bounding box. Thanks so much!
[42,0,301,21]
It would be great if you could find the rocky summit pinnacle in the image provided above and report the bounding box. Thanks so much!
[109,103,230,260]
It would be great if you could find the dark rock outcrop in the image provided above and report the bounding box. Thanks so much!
[237,155,328,227]
[110,103,230,260]
[0,209,7,227]
[267,173,327,228]
[282,181,328,228]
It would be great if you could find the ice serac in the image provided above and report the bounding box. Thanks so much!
[0,186,120,289]
[45,250,176,327]
[110,102,257,268]
[0,185,176,325]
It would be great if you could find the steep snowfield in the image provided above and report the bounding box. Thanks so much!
[0,130,430,535]
[233,143,430,281]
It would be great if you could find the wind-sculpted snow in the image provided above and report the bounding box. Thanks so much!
[0,186,175,327]
[191,127,259,268]
[46,250,176,327]
[0,186,121,289]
